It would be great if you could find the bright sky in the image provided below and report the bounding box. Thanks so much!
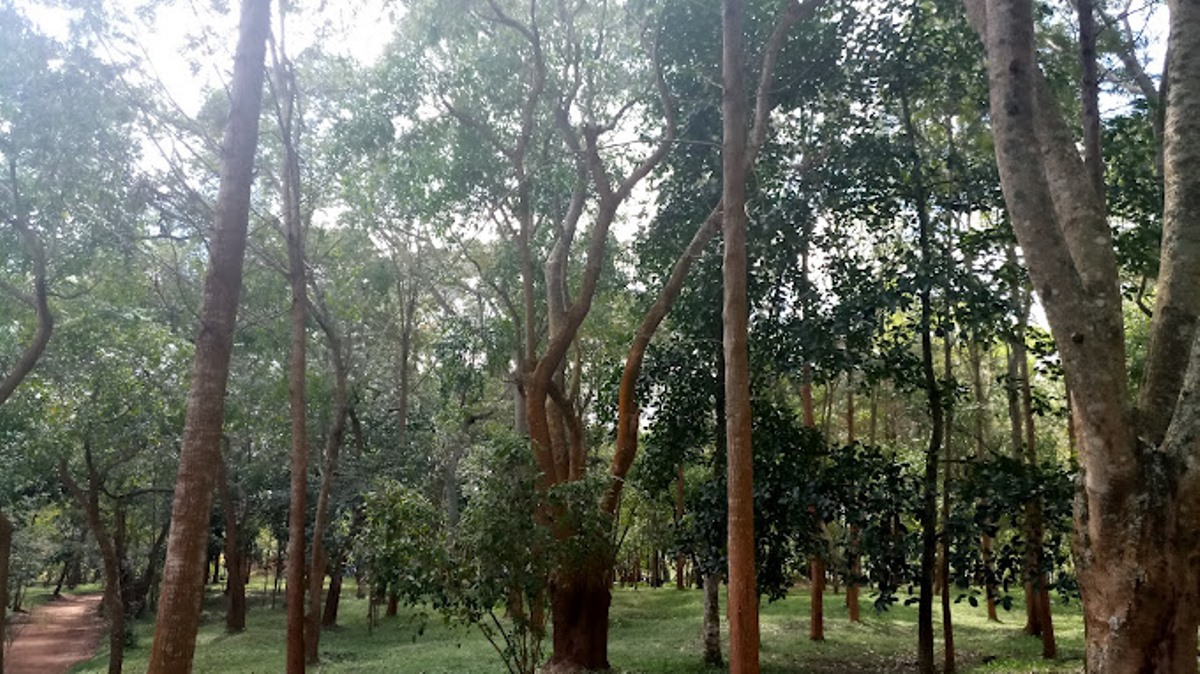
[17,0,395,116]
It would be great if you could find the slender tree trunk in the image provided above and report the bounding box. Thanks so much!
[722,2,758,671]
[940,329,956,673]
[322,553,343,628]
[1018,339,1056,658]
[305,309,349,664]
[810,557,825,641]
[702,573,723,666]
[899,84,943,674]
[217,455,246,633]
[0,512,10,674]
[146,2,270,670]
[676,464,686,590]
[846,380,861,623]
[1077,0,1104,199]
[277,39,309,672]
[60,454,125,674]
[968,339,999,621]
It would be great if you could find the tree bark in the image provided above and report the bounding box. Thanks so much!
[545,565,612,672]
[940,328,956,673]
[701,573,722,667]
[146,1,269,671]
[216,452,246,633]
[274,36,309,672]
[322,552,343,627]
[809,557,825,641]
[59,452,124,674]
[0,512,10,674]
[305,305,350,664]
[968,339,999,621]
[963,0,1200,669]
[722,1,759,671]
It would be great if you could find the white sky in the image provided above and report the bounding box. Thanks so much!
[18,0,396,116]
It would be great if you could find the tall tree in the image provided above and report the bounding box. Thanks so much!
[964,0,1200,669]
[721,0,758,671]
[146,0,271,670]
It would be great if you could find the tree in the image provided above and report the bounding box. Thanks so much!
[146,0,271,670]
[964,0,1200,669]
[720,0,758,671]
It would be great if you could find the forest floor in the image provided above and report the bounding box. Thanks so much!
[6,592,104,674]
[70,581,1085,673]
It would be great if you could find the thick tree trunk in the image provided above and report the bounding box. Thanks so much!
[701,573,722,666]
[146,1,269,671]
[545,565,612,672]
[964,0,1200,670]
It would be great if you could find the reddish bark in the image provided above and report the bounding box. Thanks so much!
[0,511,10,674]
[544,567,612,672]
[809,558,825,641]
[217,454,246,633]
[146,2,270,671]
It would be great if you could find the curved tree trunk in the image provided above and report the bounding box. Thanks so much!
[146,1,270,670]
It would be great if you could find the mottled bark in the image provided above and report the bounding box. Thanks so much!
[701,573,722,667]
[964,0,1200,670]
[146,1,269,670]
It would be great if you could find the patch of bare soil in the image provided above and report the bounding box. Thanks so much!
[5,593,105,674]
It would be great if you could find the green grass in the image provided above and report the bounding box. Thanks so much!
[69,583,1083,673]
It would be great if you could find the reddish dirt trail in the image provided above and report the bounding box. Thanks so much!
[5,593,105,674]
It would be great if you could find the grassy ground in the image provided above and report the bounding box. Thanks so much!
[70,582,1084,673]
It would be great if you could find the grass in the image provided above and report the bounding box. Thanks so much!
[69,582,1084,673]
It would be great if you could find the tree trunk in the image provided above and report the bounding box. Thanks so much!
[963,0,1200,669]
[146,1,270,671]
[968,339,999,621]
[1018,325,1055,656]
[941,328,956,673]
[306,307,349,664]
[322,553,343,627]
[545,565,612,672]
[676,464,686,590]
[217,454,246,633]
[900,83,943,674]
[0,512,10,674]
[60,454,125,674]
[722,1,759,671]
[809,557,825,641]
[701,573,722,667]
[272,26,310,672]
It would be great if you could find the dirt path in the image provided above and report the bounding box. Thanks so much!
[5,593,106,674]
